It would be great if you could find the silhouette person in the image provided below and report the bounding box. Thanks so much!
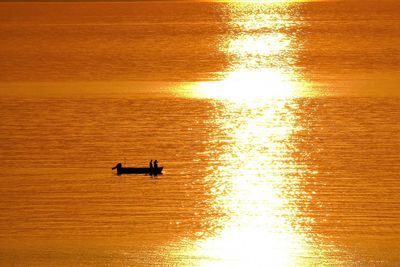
[149,160,153,172]
[154,160,158,175]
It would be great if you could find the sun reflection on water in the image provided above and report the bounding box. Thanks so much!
[178,97,313,266]
[193,68,300,101]
[228,33,290,57]
[175,2,315,265]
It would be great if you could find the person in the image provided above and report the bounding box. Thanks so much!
[154,160,158,172]
[149,160,153,171]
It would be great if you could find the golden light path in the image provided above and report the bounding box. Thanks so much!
[175,2,315,265]
[188,2,310,101]
[193,68,298,101]
[223,0,301,3]
[185,97,310,266]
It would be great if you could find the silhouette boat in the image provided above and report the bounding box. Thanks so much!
[112,163,163,175]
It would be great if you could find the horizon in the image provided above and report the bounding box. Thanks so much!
[0,0,394,3]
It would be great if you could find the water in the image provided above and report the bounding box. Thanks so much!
[0,1,399,266]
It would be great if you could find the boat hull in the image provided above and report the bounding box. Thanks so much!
[117,167,163,175]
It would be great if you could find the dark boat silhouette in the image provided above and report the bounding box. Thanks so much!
[112,163,163,175]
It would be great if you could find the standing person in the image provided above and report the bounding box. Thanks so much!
[154,160,158,174]
[149,160,153,173]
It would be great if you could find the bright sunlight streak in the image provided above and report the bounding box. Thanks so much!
[193,68,298,101]
[170,1,313,265]
[221,0,302,3]
[179,98,308,266]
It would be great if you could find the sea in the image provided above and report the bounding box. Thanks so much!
[0,1,399,266]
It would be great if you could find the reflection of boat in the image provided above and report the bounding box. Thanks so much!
[112,163,163,175]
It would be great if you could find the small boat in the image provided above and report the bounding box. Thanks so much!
[112,163,163,175]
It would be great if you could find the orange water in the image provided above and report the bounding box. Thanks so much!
[0,1,399,266]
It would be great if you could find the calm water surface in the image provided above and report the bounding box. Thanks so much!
[0,1,399,266]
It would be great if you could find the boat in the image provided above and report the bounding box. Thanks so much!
[112,163,163,175]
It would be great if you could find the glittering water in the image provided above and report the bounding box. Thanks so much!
[0,1,399,266]
[1,97,399,265]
